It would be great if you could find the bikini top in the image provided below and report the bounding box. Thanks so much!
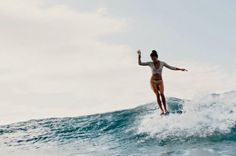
[148,61,176,75]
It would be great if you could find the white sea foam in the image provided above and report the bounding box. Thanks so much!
[137,91,236,139]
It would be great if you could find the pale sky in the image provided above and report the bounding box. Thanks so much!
[0,0,236,125]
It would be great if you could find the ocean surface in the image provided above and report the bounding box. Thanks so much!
[1,91,236,156]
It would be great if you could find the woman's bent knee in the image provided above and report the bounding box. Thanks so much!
[155,92,160,97]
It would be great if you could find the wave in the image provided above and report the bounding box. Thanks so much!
[1,91,236,155]
[138,91,236,145]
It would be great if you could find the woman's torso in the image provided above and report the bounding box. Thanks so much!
[149,61,164,76]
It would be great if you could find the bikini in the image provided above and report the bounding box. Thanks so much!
[150,61,164,85]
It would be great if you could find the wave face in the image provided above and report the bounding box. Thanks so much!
[1,91,236,156]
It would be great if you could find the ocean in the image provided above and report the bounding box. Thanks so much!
[1,91,236,156]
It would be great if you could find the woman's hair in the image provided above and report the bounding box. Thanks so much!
[150,50,158,58]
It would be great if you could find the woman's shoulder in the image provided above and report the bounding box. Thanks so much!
[159,60,166,64]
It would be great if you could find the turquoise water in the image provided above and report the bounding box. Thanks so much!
[1,91,236,156]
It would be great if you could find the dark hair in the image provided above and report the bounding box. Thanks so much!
[150,50,158,58]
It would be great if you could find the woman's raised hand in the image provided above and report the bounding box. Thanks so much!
[137,49,141,55]
[137,50,141,59]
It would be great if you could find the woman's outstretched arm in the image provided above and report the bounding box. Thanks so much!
[164,62,188,71]
[137,50,150,66]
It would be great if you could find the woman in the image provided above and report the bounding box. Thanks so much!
[137,49,187,115]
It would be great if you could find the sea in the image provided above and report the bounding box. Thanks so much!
[1,91,236,156]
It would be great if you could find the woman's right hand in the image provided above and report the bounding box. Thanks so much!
[137,49,141,56]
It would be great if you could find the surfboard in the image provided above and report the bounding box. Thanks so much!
[161,110,183,116]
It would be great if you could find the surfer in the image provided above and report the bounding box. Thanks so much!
[137,49,187,115]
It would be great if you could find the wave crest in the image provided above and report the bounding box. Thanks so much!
[137,91,236,143]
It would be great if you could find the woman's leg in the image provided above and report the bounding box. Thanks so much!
[156,92,164,113]
[159,81,169,113]
[151,80,164,113]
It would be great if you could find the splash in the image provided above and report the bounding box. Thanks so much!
[137,91,236,142]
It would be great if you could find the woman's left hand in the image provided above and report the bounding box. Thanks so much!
[181,68,188,72]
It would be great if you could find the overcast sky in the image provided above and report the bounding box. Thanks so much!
[0,0,236,124]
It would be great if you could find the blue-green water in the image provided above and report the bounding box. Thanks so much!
[1,92,236,156]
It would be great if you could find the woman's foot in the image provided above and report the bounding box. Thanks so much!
[160,109,165,115]
[164,111,169,115]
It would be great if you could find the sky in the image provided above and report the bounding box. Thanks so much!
[0,0,236,125]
